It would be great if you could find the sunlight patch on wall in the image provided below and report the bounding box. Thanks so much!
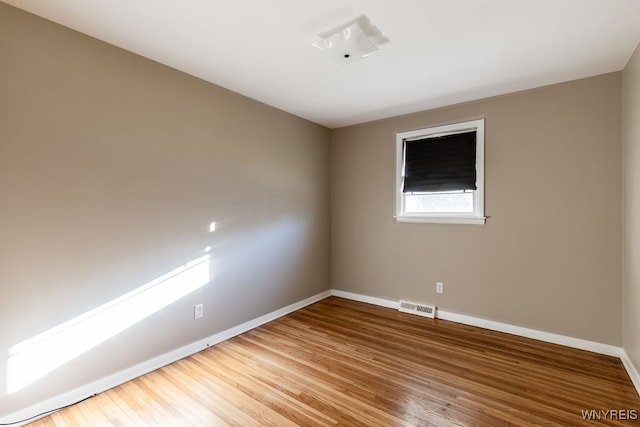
[6,255,211,394]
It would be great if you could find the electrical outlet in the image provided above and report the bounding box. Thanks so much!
[194,303,204,319]
[436,282,444,294]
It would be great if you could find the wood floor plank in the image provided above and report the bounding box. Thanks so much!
[187,349,336,426]
[27,297,640,426]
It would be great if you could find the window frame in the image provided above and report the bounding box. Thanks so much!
[395,119,486,224]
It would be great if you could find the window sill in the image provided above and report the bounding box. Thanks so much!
[395,216,486,225]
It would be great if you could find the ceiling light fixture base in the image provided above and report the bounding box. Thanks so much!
[312,15,389,64]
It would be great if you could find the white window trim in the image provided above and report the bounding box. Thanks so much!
[395,119,486,224]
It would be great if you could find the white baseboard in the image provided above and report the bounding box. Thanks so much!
[331,289,640,396]
[435,309,622,357]
[620,351,640,395]
[4,287,638,425]
[0,290,331,426]
[331,290,398,309]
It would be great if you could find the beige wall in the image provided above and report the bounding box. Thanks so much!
[331,73,622,345]
[622,43,640,373]
[0,3,330,416]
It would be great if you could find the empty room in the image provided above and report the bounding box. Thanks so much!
[1,0,640,425]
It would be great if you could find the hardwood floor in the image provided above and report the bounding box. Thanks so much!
[28,297,639,426]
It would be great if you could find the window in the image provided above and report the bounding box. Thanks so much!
[395,119,485,224]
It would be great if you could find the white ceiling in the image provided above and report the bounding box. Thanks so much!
[5,0,640,128]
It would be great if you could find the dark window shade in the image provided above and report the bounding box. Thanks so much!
[403,131,477,193]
